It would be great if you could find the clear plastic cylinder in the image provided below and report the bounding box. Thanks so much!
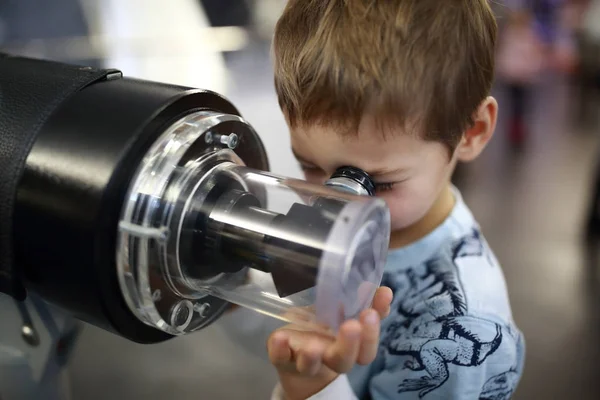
[176,157,390,332]
[117,110,390,336]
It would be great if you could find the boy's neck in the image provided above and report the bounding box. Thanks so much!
[389,184,456,249]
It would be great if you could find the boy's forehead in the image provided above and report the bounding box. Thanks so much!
[289,123,428,174]
[291,120,419,150]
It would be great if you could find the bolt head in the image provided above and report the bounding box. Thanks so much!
[228,134,239,149]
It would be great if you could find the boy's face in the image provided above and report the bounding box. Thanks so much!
[290,114,458,231]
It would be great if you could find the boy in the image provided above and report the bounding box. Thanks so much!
[266,1,525,399]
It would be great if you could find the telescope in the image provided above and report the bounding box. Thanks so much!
[0,54,390,347]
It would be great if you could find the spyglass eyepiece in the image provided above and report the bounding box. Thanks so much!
[326,166,376,196]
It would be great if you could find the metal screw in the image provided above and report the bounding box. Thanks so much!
[171,300,194,331]
[220,133,239,149]
[205,132,239,149]
[152,289,162,302]
[21,325,40,347]
[194,302,211,318]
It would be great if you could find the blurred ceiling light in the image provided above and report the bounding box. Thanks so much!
[81,0,241,93]
[1,27,249,60]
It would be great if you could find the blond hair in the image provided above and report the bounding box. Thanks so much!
[273,0,497,151]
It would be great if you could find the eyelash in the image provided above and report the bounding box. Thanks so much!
[300,165,400,191]
[300,165,323,173]
[375,182,396,192]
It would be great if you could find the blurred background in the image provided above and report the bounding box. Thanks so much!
[1,0,600,398]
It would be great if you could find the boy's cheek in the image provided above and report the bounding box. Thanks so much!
[381,190,432,230]
[390,206,425,231]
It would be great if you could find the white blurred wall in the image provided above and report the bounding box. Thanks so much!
[80,0,235,93]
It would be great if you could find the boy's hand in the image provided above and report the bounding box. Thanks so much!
[267,287,393,400]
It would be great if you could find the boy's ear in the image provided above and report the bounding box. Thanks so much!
[455,97,498,162]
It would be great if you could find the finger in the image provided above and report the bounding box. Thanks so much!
[323,320,362,373]
[268,331,293,367]
[357,309,381,365]
[372,287,393,319]
[296,340,326,376]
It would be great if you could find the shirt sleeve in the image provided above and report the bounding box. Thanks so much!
[271,375,359,400]
[367,317,524,400]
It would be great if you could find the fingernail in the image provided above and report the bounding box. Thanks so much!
[365,311,379,326]
[289,337,302,352]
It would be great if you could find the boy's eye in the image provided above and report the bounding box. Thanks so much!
[375,182,396,192]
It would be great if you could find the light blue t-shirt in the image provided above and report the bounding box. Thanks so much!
[347,190,525,400]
